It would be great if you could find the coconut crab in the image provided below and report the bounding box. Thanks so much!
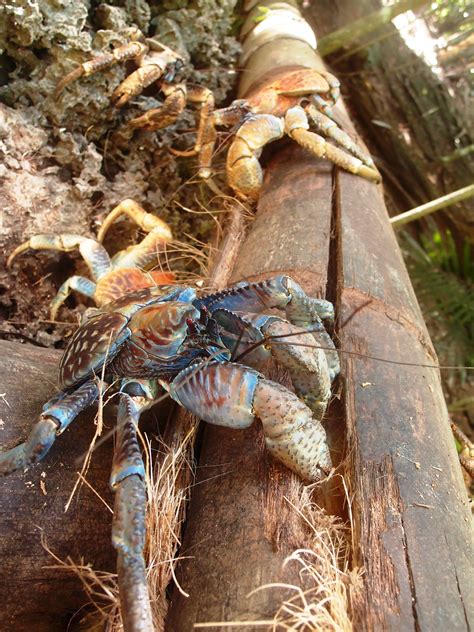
[178,67,382,200]
[7,199,174,318]
[2,210,339,630]
[54,33,379,202]
[55,30,214,138]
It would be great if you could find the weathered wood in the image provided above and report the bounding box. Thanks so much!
[336,171,473,630]
[0,340,115,631]
[167,5,346,626]
[167,3,473,630]
[166,149,338,629]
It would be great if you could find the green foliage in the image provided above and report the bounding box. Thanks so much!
[401,229,474,373]
[429,0,473,34]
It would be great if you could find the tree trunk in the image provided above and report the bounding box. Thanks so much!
[0,341,115,632]
[304,0,474,241]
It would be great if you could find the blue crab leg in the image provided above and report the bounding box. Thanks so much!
[304,102,377,169]
[8,234,112,281]
[0,380,100,476]
[198,275,339,377]
[199,275,333,324]
[168,361,331,481]
[111,393,153,632]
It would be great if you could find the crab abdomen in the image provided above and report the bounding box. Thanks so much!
[59,312,131,388]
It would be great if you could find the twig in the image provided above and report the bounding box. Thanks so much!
[390,184,474,227]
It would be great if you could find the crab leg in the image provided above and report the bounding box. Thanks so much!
[49,276,97,321]
[226,114,285,200]
[198,275,339,378]
[214,311,331,419]
[55,41,149,99]
[97,199,172,244]
[111,393,152,632]
[0,379,100,476]
[8,234,112,280]
[169,361,331,481]
[169,90,228,180]
[308,70,341,118]
[285,106,381,183]
[305,102,378,170]
[129,82,187,131]
[97,199,173,275]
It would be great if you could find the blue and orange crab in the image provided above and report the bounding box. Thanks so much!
[2,201,339,632]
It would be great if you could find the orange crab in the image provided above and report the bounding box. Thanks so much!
[186,68,381,200]
[8,199,174,318]
[55,31,214,136]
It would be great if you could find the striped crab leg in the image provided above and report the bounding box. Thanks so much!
[168,360,332,482]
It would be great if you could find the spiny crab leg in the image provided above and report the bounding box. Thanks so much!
[111,393,153,632]
[285,106,381,183]
[213,310,331,420]
[55,41,148,99]
[198,274,339,378]
[304,101,377,170]
[309,70,340,118]
[111,60,166,109]
[128,83,187,131]
[253,316,332,419]
[225,114,285,201]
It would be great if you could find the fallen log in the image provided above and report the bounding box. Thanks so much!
[0,340,115,632]
[336,169,473,630]
[167,1,472,629]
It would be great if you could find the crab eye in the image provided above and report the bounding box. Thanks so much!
[186,318,198,334]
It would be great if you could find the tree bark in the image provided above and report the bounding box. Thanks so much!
[166,2,473,629]
[317,0,429,56]
[304,0,474,241]
[335,171,473,630]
